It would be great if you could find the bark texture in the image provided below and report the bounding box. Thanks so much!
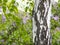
[32,0,52,45]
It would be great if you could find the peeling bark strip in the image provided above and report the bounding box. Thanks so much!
[32,0,52,45]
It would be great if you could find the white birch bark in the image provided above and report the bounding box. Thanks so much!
[32,0,52,45]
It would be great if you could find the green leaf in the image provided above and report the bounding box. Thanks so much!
[30,2,34,7]
[0,0,2,3]
[3,0,7,3]
[12,5,18,13]
[25,7,29,12]
[2,5,6,13]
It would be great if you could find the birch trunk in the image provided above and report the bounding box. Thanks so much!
[32,0,52,45]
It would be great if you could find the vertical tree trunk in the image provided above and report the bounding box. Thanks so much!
[32,0,52,45]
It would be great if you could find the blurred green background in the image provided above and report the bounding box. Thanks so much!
[0,0,60,45]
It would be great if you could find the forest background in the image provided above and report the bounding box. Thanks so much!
[0,0,60,45]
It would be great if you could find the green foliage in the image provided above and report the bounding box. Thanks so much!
[51,0,60,45]
[0,0,60,45]
[0,0,33,45]
[24,0,34,15]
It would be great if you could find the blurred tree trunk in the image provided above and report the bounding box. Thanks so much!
[32,0,52,45]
